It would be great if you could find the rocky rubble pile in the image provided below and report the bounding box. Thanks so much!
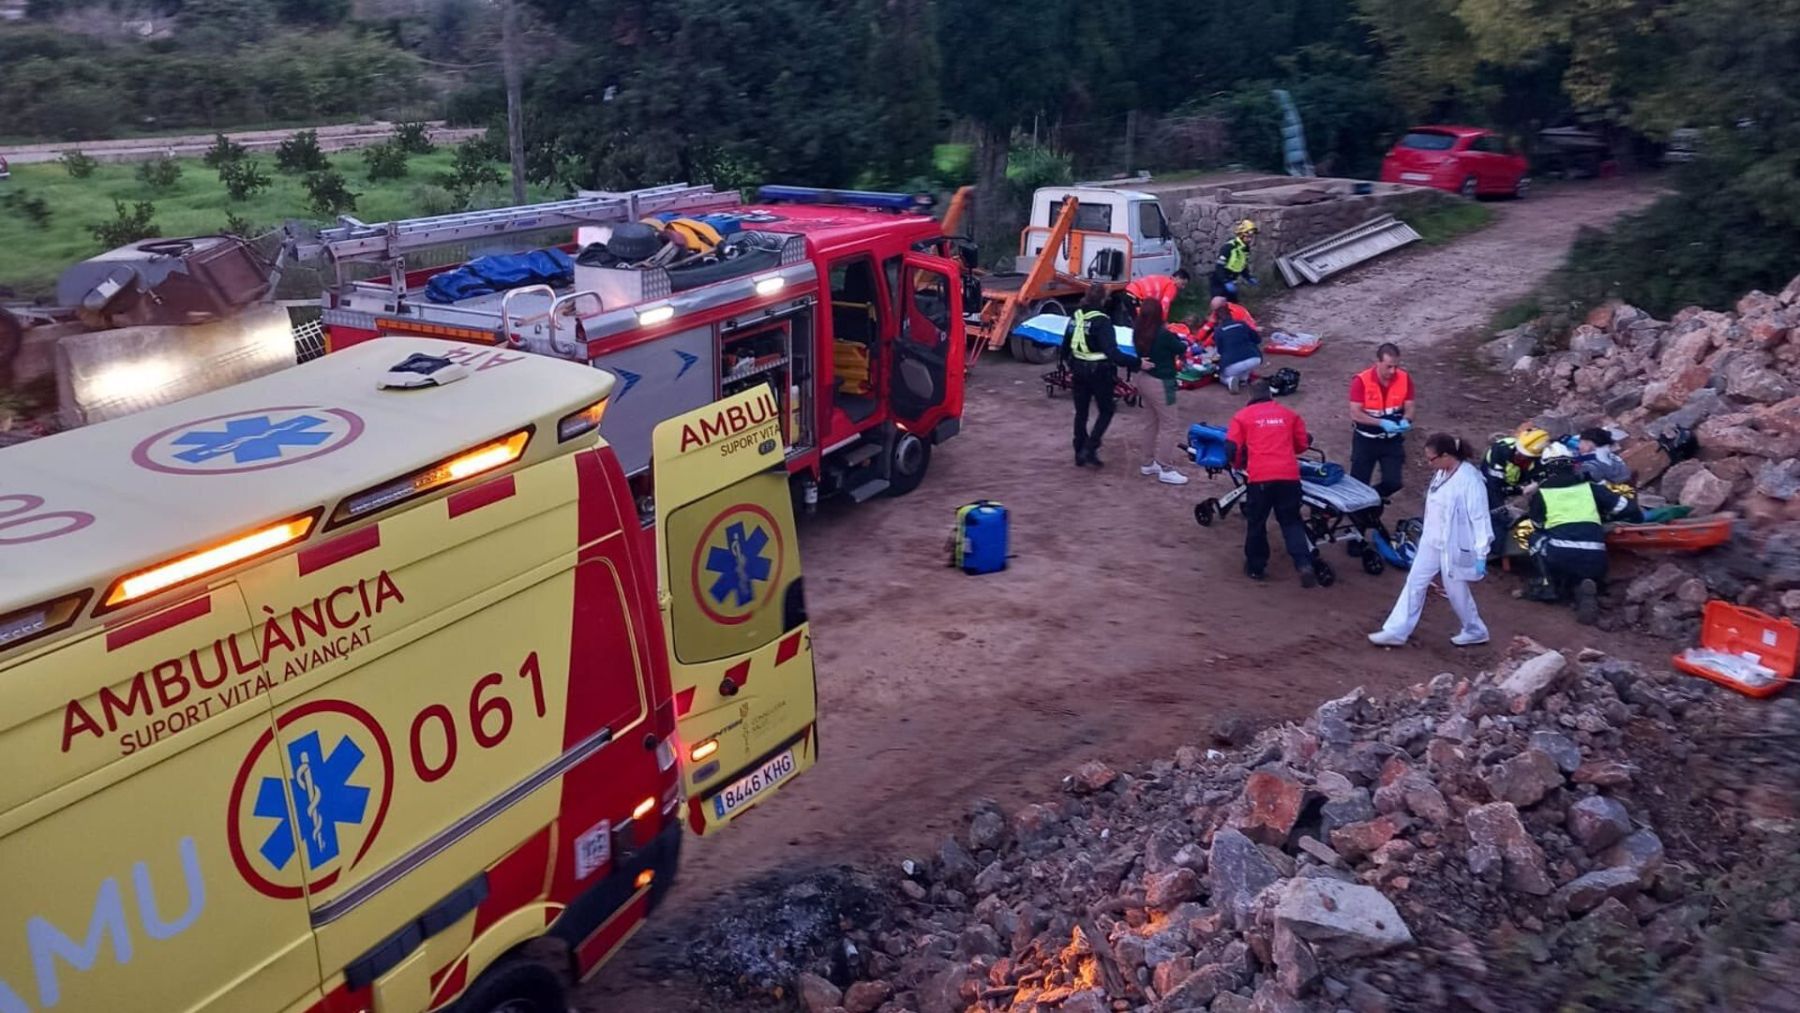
[1479,273,1800,638]
[672,643,1799,1012]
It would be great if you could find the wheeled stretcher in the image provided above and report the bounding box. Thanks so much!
[1183,424,1420,582]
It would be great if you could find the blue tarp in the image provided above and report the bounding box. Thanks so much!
[425,248,575,304]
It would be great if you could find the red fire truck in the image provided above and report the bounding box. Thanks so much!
[311,184,966,518]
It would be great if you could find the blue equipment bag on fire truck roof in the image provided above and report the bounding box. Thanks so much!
[950,501,1008,575]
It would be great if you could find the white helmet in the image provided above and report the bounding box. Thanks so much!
[1541,442,1575,461]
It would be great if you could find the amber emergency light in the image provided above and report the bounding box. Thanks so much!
[101,514,318,609]
[332,428,532,526]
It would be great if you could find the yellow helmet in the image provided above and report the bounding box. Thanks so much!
[1234,219,1259,237]
[1516,427,1551,458]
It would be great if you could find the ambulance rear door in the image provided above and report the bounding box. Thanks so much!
[651,387,817,835]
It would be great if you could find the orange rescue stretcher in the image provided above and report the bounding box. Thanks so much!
[1605,513,1734,553]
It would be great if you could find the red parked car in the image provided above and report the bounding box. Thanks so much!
[1380,126,1529,199]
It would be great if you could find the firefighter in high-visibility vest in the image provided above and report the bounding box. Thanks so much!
[1060,282,1141,468]
[1522,442,1630,624]
[1211,220,1259,302]
[1482,426,1549,555]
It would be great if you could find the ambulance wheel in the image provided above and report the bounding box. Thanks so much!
[1195,500,1217,527]
[1361,549,1385,576]
[453,959,565,1013]
[1314,559,1337,587]
[885,433,931,496]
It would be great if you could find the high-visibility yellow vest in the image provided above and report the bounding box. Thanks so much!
[1069,310,1108,362]
[1223,237,1249,274]
[1541,482,1601,529]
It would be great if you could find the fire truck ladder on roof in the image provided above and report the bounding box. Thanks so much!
[304,184,744,296]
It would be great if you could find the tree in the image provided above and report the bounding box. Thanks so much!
[863,0,941,184]
[523,0,888,190]
[935,0,1073,244]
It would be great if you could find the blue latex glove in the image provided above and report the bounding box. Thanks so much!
[1395,419,1412,433]
[1378,418,1402,433]
[1475,557,1488,577]
[1245,275,1260,287]
[1224,281,1239,296]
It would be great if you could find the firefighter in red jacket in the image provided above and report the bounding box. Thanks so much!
[1226,380,1319,586]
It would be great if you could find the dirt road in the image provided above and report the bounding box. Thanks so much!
[582,178,1665,1010]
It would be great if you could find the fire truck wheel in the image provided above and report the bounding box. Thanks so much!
[452,958,566,1013]
[886,432,932,496]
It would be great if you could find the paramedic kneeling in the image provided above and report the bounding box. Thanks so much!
[1523,442,1628,625]
[1226,380,1318,587]
[1348,343,1414,499]
[1369,433,1491,648]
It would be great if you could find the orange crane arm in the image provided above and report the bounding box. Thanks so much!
[940,185,975,238]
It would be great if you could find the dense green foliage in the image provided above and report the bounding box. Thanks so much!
[0,150,541,297]
[0,6,432,142]
[275,130,331,175]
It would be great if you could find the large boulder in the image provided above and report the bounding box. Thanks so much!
[1679,467,1734,514]
[1269,878,1413,959]
[1465,802,1554,895]
[1642,365,1711,412]
[1208,828,1282,930]
[1567,325,1616,362]
[1481,324,1542,370]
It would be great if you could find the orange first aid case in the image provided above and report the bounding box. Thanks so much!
[1673,601,1798,699]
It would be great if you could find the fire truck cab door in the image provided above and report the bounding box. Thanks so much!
[889,252,964,436]
[652,387,817,836]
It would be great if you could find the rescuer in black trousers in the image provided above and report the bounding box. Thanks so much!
[1060,283,1141,467]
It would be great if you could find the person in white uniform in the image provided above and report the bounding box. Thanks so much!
[1369,432,1493,647]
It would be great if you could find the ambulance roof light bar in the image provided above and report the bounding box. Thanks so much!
[756,185,935,212]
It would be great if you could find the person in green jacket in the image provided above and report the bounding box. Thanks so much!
[1131,300,1189,485]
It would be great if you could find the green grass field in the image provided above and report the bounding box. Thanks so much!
[0,149,550,298]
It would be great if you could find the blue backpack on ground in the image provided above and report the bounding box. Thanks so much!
[951,501,1008,575]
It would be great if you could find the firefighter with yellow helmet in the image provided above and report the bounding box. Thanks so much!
[1482,426,1549,553]
[1211,219,1259,302]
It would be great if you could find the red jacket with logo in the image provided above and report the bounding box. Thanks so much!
[1226,399,1309,482]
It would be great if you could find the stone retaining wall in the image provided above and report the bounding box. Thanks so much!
[1157,179,1455,282]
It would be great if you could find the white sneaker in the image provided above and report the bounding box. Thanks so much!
[1157,467,1190,485]
[1141,463,1162,476]
[1452,631,1490,647]
[1368,631,1407,647]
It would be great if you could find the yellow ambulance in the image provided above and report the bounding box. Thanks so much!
[0,337,817,1012]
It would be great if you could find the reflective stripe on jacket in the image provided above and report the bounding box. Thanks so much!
[1068,310,1108,362]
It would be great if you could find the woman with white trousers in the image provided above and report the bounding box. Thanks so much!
[1369,432,1493,647]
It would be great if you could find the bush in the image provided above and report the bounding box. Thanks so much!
[362,141,410,182]
[136,156,182,191]
[275,129,330,174]
[304,169,359,217]
[220,159,273,201]
[1,190,52,229]
[203,134,248,169]
[393,121,436,155]
[408,183,461,217]
[59,150,98,178]
[1551,157,1800,318]
[440,138,503,201]
[222,211,263,238]
[1004,143,1073,195]
[89,200,160,248]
